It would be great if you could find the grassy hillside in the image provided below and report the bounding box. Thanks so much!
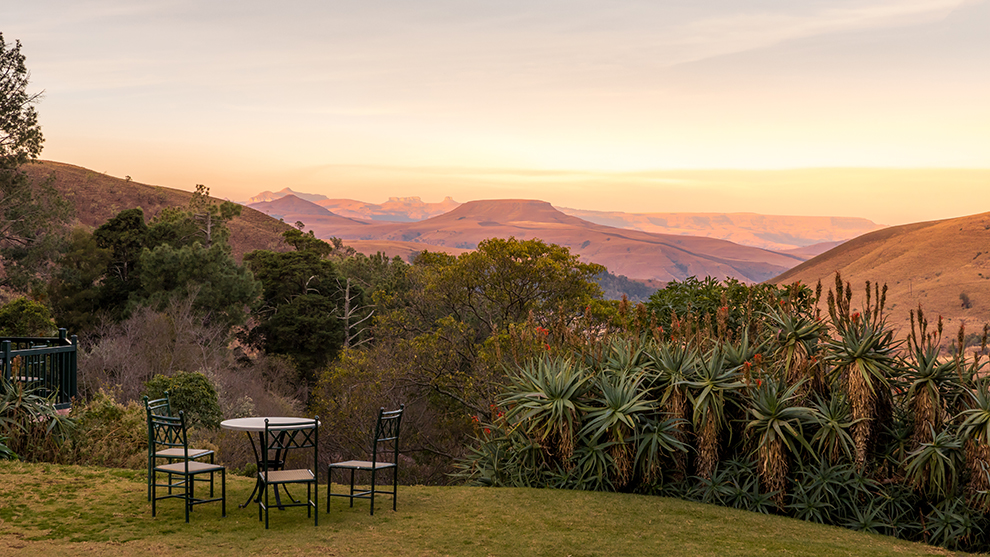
[771,211,990,341]
[0,461,963,557]
[23,160,293,260]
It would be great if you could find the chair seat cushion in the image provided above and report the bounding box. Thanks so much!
[156,461,224,474]
[329,460,396,470]
[262,469,315,483]
[155,447,213,459]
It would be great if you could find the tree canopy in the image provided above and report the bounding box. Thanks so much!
[0,34,72,290]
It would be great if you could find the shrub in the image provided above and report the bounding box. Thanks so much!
[0,376,74,462]
[60,390,147,469]
[0,297,57,336]
[144,371,222,430]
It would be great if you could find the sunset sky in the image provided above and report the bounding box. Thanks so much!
[5,0,989,225]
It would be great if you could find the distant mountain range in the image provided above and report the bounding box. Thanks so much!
[249,195,806,283]
[247,188,883,254]
[555,209,885,252]
[27,160,988,333]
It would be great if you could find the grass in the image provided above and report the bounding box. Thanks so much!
[0,461,972,557]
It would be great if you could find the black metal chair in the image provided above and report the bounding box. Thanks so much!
[144,393,214,501]
[327,405,404,515]
[150,411,225,522]
[258,417,319,529]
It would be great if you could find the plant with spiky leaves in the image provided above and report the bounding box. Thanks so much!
[644,340,698,475]
[810,392,862,465]
[900,346,959,447]
[580,367,654,488]
[959,376,990,507]
[502,356,591,465]
[825,276,900,470]
[766,308,825,393]
[745,378,818,506]
[681,346,746,479]
[632,415,689,486]
[903,425,964,501]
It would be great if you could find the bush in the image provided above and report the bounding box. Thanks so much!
[0,297,57,336]
[0,376,73,462]
[60,390,147,469]
[144,371,222,430]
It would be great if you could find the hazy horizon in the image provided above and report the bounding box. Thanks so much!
[8,0,990,225]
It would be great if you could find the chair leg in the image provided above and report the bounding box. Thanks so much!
[393,467,398,511]
[221,469,226,517]
[185,474,191,523]
[349,469,355,508]
[147,456,153,502]
[370,468,376,516]
[152,470,157,517]
[327,467,332,512]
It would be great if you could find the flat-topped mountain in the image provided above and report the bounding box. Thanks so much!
[771,212,990,339]
[269,198,804,283]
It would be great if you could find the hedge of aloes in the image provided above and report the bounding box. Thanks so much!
[456,275,990,552]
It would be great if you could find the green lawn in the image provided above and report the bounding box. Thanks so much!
[0,461,970,556]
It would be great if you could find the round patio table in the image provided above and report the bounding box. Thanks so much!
[220,417,319,508]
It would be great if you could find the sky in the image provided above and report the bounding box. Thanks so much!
[4,0,989,225]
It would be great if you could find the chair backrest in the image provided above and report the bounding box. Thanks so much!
[144,392,172,417]
[262,418,319,472]
[371,405,404,465]
[150,411,190,456]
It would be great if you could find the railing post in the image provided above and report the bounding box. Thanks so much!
[1,340,9,382]
[69,334,78,404]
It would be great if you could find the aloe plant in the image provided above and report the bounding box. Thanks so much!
[580,368,654,487]
[745,378,818,504]
[826,315,900,470]
[680,346,745,479]
[903,425,964,501]
[632,415,688,485]
[810,392,862,464]
[765,308,825,389]
[645,340,698,475]
[502,356,591,464]
[900,345,959,446]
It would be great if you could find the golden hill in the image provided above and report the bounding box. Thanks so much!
[771,212,990,340]
[23,161,292,260]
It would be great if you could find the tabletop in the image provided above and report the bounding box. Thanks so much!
[220,417,318,432]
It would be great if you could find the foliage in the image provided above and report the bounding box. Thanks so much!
[0,297,57,336]
[458,273,990,553]
[646,276,794,336]
[0,375,74,461]
[0,33,72,291]
[47,226,112,333]
[244,230,348,381]
[59,390,147,469]
[78,297,232,401]
[135,241,260,328]
[144,370,222,430]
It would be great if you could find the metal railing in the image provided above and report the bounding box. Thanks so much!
[0,329,78,410]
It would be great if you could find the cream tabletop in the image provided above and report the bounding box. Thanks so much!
[220,417,318,432]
